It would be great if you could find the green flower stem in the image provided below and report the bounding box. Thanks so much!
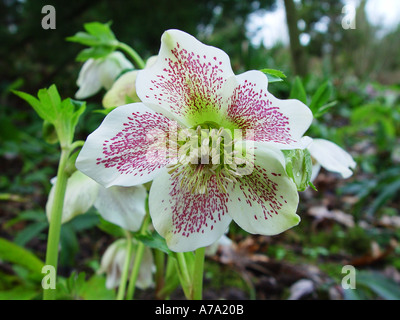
[154,249,165,299]
[192,246,205,300]
[174,252,192,299]
[126,213,151,300]
[174,247,206,300]
[43,148,70,300]
[69,140,85,152]
[117,42,145,69]
[158,257,180,299]
[116,231,133,300]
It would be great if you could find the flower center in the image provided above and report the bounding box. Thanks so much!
[166,123,253,195]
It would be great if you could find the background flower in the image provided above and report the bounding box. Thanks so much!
[75,51,133,100]
[46,170,147,231]
[98,239,154,290]
[308,138,356,181]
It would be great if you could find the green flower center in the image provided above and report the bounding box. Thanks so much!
[166,123,253,195]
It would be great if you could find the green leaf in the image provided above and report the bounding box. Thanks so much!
[79,275,115,300]
[260,68,286,83]
[357,271,400,300]
[14,85,85,147]
[314,101,337,118]
[135,231,173,256]
[67,212,99,232]
[59,225,80,266]
[93,107,116,116]
[0,286,40,300]
[367,179,400,216]
[97,216,126,238]
[14,221,48,247]
[68,22,117,61]
[4,210,46,228]
[36,84,61,122]
[66,32,101,47]
[84,21,115,41]
[310,81,333,115]
[57,98,86,146]
[67,99,86,130]
[76,46,115,61]
[13,90,48,122]
[289,76,307,105]
[0,238,44,275]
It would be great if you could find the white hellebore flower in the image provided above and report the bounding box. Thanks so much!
[75,51,133,100]
[76,29,313,252]
[308,139,356,181]
[98,239,154,290]
[102,70,141,108]
[46,170,147,232]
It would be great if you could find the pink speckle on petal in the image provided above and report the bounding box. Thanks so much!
[167,172,229,237]
[227,80,295,145]
[148,42,227,119]
[96,111,174,177]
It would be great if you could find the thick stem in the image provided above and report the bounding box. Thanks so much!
[43,148,70,300]
[117,42,146,69]
[126,213,151,300]
[192,247,205,300]
[116,231,133,300]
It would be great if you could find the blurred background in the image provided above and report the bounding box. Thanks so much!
[0,0,399,299]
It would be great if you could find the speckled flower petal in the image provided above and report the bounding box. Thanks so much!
[76,103,181,188]
[226,145,300,235]
[149,167,233,252]
[136,29,236,127]
[227,70,313,149]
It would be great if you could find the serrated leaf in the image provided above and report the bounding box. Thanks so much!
[84,21,115,41]
[14,85,85,147]
[37,84,61,122]
[13,90,48,122]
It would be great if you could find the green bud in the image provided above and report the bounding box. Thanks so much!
[283,149,316,191]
